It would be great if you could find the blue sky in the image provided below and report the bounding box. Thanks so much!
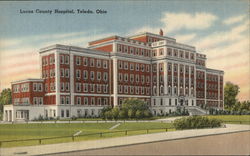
[0,0,249,100]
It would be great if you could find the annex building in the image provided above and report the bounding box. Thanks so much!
[3,30,224,122]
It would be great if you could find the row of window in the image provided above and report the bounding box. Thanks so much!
[13,98,29,105]
[152,98,194,106]
[118,73,150,84]
[207,84,218,90]
[118,61,150,72]
[152,85,194,96]
[75,56,108,68]
[118,85,151,95]
[196,59,205,66]
[153,75,194,86]
[76,97,109,106]
[33,83,43,92]
[60,55,70,64]
[42,55,55,66]
[165,48,195,60]
[117,44,151,57]
[13,83,30,93]
[33,97,43,105]
[76,70,108,82]
[75,83,109,93]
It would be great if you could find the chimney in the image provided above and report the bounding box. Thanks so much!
[159,29,163,36]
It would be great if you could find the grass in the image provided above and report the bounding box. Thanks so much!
[205,115,250,124]
[0,122,173,148]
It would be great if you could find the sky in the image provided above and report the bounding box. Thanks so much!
[0,0,249,101]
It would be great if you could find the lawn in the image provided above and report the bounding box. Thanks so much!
[205,115,250,124]
[0,122,173,148]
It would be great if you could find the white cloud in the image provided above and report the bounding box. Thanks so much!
[130,12,218,35]
[161,12,218,33]
[175,33,197,43]
[223,15,245,25]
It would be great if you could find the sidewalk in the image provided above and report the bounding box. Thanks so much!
[0,124,249,156]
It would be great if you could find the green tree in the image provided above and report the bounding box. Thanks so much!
[128,109,135,119]
[118,110,127,119]
[0,88,12,112]
[112,107,120,120]
[224,82,239,110]
[122,98,149,111]
[135,110,143,119]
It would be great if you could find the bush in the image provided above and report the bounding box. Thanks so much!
[118,110,127,119]
[135,110,143,119]
[105,111,113,120]
[173,116,222,130]
[71,116,77,120]
[128,109,135,119]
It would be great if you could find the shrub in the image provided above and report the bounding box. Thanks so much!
[173,116,222,130]
[71,116,77,120]
[128,109,135,119]
[105,111,113,120]
[112,107,120,120]
[118,110,127,119]
[135,110,143,119]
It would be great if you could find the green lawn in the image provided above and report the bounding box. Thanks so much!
[0,122,173,148]
[205,115,250,124]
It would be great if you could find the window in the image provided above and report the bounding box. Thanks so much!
[146,65,150,72]
[103,60,108,69]
[103,85,108,93]
[130,86,134,94]
[130,47,134,54]
[118,85,123,93]
[160,86,164,95]
[91,98,95,105]
[169,99,171,106]
[119,73,123,82]
[124,74,128,82]
[76,56,81,65]
[77,97,81,105]
[146,76,150,84]
[135,74,139,83]
[66,110,69,117]
[167,48,172,56]
[124,62,128,70]
[124,86,128,93]
[118,61,123,69]
[90,59,95,67]
[84,97,88,105]
[60,55,64,64]
[83,83,88,92]
[45,84,48,92]
[65,55,69,64]
[97,72,101,81]
[61,96,65,105]
[83,57,88,66]
[90,84,95,92]
[60,82,64,91]
[76,70,81,79]
[136,64,140,71]
[141,64,145,72]
[130,63,134,70]
[76,83,81,92]
[175,99,177,105]
[65,83,70,91]
[90,71,95,81]
[141,75,145,84]
[65,69,70,78]
[185,52,189,59]
[130,74,134,83]
[97,60,101,68]
[174,49,178,57]
[159,48,164,55]
[60,68,64,77]
[83,70,88,80]
[135,86,139,94]
[33,83,37,91]
[50,56,55,65]
[61,110,64,117]
[159,64,163,72]
[66,96,70,104]
[97,84,102,93]
[103,72,108,82]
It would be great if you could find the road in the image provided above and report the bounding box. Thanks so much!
[50,131,250,155]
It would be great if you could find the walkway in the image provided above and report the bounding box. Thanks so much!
[50,131,250,155]
[0,124,249,156]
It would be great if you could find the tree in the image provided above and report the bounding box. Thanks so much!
[128,109,135,119]
[224,82,239,110]
[0,88,12,112]
[122,98,149,111]
[118,110,127,119]
[135,110,143,119]
[112,107,119,120]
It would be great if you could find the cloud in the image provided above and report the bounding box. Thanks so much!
[161,12,218,33]
[130,12,218,35]
[223,15,245,25]
[175,33,197,43]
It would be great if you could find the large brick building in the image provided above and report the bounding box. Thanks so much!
[3,30,224,121]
